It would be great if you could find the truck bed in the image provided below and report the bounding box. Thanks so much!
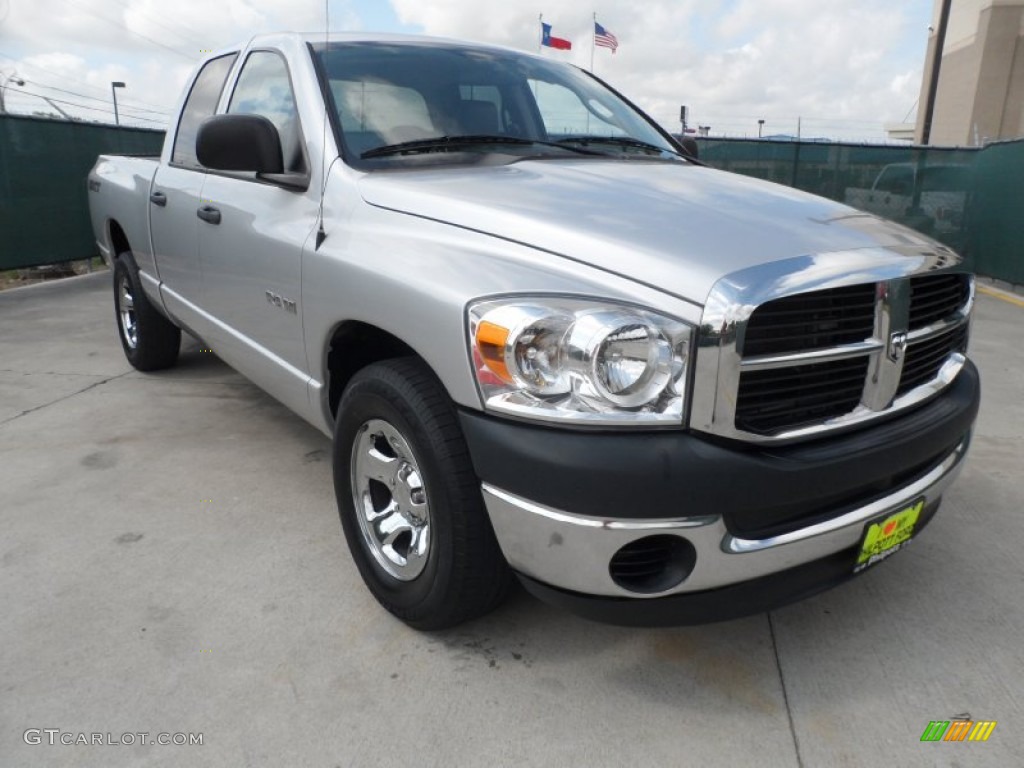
[87,155,160,269]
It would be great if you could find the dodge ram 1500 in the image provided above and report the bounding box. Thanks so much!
[88,33,979,629]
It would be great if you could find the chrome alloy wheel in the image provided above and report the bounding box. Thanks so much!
[118,273,138,349]
[351,419,431,581]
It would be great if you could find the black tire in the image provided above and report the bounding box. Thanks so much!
[333,357,512,630]
[113,254,181,371]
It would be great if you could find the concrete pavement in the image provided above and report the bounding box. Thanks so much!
[1,273,1021,767]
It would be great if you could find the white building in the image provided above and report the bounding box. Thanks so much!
[916,0,1024,145]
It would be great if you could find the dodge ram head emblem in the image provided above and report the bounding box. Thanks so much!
[888,331,908,362]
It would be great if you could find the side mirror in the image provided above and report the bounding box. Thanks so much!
[196,114,284,174]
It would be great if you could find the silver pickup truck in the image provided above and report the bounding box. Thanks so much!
[88,32,979,629]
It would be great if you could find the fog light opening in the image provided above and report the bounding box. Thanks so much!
[608,535,697,594]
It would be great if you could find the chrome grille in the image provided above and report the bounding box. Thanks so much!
[733,273,971,436]
[896,324,969,397]
[736,357,869,434]
[743,284,876,357]
[908,273,971,330]
[691,251,973,444]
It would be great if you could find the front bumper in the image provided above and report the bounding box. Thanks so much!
[460,360,979,624]
[514,506,941,627]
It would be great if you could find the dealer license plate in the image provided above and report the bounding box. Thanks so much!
[854,499,925,573]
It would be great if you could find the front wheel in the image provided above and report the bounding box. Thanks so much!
[333,358,511,630]
[113,254,180,371]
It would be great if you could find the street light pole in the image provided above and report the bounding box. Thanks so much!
[0,71,26,114]
[111,81,125,126]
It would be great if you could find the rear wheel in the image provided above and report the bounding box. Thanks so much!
[333,358,511,630]
[113,254,180,371]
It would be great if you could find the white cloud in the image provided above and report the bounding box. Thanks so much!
[0,0,335,125]
[390,0,929,140]
[0,0,928,139]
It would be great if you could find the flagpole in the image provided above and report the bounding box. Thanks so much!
[538,13,543,54]
[590,12,596,73]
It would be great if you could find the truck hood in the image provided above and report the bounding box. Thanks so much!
[357,159,938,305]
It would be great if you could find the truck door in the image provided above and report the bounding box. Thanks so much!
[195,49,317,416]
[150,53,237,319]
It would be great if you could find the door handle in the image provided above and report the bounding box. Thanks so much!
[150,191,167,207]
[197,205,221,225]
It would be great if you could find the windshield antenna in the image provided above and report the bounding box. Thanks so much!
[315,0,329,249]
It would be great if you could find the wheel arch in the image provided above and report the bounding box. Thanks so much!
[107,219,135,269]
[324,320,427,421]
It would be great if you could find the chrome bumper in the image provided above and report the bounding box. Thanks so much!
[481,437,969,599]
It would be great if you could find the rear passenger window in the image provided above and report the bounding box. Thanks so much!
[228,51,307,175]
[172,54,238,169]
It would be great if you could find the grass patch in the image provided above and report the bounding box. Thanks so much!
[0,258,109,291]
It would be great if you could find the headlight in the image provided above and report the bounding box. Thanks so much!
[468,297,693,425]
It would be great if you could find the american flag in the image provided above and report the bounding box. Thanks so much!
[594,22,618,53]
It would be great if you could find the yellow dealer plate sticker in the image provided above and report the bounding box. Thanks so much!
[854,499,924,573]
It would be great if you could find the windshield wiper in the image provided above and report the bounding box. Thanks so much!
[361,134,602,160]
[555,135,685,158]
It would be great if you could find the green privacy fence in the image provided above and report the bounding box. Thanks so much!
[0,114,1020,283]
[0,114,164,270]
[695,136,1024,284]
[965,140,1024,285]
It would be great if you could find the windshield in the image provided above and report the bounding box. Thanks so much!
[310,41,682,168]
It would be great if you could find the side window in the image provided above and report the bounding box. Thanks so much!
[228,51,307,175]
[172,54,238,169]
[875,166,913,195]
[528,79,624,138]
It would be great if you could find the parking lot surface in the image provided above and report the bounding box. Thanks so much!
[2,273,1021,767]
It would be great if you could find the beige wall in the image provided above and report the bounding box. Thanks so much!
[941,0,984,52]
[916,0,1024,144]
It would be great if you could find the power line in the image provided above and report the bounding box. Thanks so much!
[105,0,211,50]
[13,89,166,125]
[20,78,169,115]
[57,0,199,62]
[0,50,172,112]
[901,97,920,124]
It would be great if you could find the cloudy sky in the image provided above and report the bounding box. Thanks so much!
[0,0,934,140]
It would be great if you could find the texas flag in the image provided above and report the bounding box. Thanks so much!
[541,22,572,50]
